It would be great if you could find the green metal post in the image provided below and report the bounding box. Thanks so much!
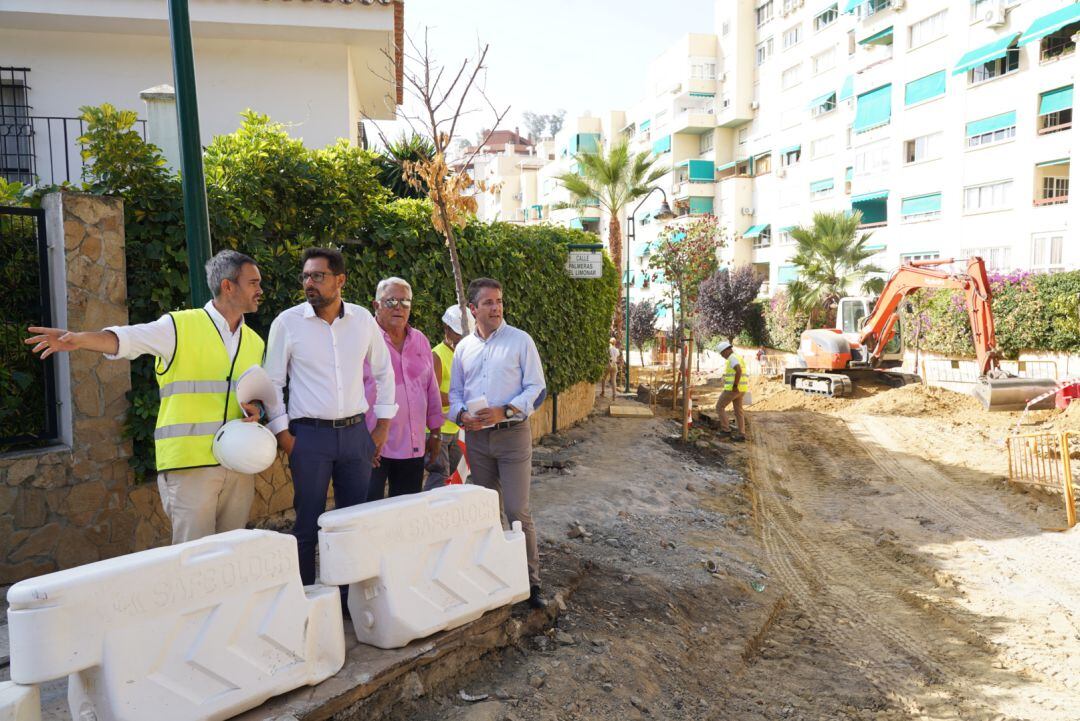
[168,0,213,307]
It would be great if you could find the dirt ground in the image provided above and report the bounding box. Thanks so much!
[386,376,1080,721]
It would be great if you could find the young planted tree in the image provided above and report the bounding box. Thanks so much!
[787,210,884,326]
[557,140,666,344]
[696,266,765,343]
[628,299,660,365]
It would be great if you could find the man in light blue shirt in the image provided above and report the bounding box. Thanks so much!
[450,278,547,609]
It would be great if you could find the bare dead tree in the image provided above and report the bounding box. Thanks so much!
[364,29,510,334]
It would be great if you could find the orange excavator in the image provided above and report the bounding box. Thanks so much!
[784,257,1058,411]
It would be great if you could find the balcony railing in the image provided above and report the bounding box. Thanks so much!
[1034,195,1069,207]
[1,116,147,186]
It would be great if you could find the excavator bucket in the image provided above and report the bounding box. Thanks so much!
[973,377,1059,412]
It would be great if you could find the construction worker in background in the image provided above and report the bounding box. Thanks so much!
[425,304,465,489]
[25,250,269,542]
[715,341,747,443]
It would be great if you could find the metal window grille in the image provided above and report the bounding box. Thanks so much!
[1,67,34,185]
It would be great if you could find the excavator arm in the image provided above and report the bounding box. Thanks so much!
[858,257,1001,376]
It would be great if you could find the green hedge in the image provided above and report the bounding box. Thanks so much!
[78,107,617,478]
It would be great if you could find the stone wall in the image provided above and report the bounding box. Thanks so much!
[528,381,596,442]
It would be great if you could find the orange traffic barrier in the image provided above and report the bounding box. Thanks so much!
[1005,431,1077,528]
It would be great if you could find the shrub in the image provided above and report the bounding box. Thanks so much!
[761,290,810,352]
[76,106,617,478]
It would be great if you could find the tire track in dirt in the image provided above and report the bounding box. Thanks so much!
[748,411,1077,720]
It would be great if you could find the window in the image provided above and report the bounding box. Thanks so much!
[756,1,774,27]
[1031,234,1064,272]
[853,84,892,133]
[755,153,773,176]
[722,21,730,36]
[753,227,772,249]
[781,64,802,90]
[1039,176,1070,205]
[810,178,835,200]
[971,0,993,22]
[1,67,33,184]
[756,37,774,65]
[1038,86,1073,133]
[810,135,833,158]
[814,4,838,31]
[783,25,802,50]
[854,139,889,175]
[778,229,795,245]
[782,0,801,13]
[969,47,1019,84]
[852,191,888,226]
[812,47,836,74]
[900,193,942,222]
[965,111,1016,148]
[1039,22,1080,63]
[962,246,1011,271]
[691,59,718,79]
[904,70,946,106]
[904,132,943,164]
[699,132,714,154]
[964,180,1012,213]
[810,92,836,117]
[738,127,749,145]
[781,146,801,166]
[901,252,940,264]
[909,10,947,48]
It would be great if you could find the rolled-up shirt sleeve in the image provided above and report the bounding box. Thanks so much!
[366,315,398,419]
[104,314,176,363]
[264,315,291,435]
[448,348,466,423]
[510,335,545,417]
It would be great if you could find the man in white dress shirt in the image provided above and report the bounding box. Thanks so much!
[264,247,396,589]
[25,250,268,543]
[449,278,547,609]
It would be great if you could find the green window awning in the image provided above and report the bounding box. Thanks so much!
[778,265,799,284]
[689,197,714,215]
[779,225,797,232]
[838,75,854,101]
[640,119,651,130]
[1018,3,1080,46]
[1039,85,1074,115]
[863,244,886,251]
[853,84,892,133]
[652,135,671,154]
[689,91,715,98]
[953,32,1020,76]
[780,144,801,154]
[808,91,836,109]
[901,193,942,216]
[1036,158,1070,168]
[843,0,861,13]
[851,190,888,203]
[965,110,1016,137]
[686,159,715,181]
[845,166,853,181]
[623,270,636,284]
[743,224,770,238]
[810,178,835,193]
[716,160,737,172]
[859,26,894,45]
[904,70,946,106]
[569,218,584,230]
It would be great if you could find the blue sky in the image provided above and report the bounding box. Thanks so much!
[376,0,716,145]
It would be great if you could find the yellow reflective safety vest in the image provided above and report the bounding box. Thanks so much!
[723,353,749,392]
[432,341,459,435]
[154,309,266,472]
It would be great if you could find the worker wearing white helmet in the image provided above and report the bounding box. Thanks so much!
[716,341,748,442]
[425,304,466,489]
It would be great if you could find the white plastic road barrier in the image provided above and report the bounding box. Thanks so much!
[6,530,344,721]
[0,682,41,721]
[319,484,530,649]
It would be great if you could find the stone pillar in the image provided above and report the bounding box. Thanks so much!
[139,84,182,173]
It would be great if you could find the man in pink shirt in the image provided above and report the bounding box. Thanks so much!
[364,277,444,499]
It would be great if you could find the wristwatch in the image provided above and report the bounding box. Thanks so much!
[456,408,467,425]
[503,405,522,421]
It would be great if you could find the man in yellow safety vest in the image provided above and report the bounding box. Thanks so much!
[715,341,747,442]
[425,304,465,489]
[26,250,270,543]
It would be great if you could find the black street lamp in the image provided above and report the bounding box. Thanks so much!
[624,188,673,393]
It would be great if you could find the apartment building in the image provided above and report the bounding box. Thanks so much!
[717,0,1077,289]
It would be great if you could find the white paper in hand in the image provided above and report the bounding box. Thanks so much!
[466,396,494,429]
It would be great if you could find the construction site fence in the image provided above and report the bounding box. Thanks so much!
[1005,431,1078,528]
[922,359,1059,385]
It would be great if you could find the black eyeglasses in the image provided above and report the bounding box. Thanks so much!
[381,298,412,309]
[299,271,337,284]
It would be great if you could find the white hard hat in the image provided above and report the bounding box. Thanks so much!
[235,366,276,415]
[442,305,464,335]
[212,419,277,474]
[717,341,733,354]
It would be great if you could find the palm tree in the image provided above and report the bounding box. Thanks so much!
[787,210,884,324]
[378,133,436,199]
[557,140,666,344]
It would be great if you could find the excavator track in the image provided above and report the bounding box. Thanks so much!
[784,370,853,397]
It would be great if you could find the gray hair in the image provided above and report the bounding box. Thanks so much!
[205,249,256,297]
[375,277,412,301]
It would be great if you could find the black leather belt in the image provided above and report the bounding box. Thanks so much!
[292,413,365,429]
[490,420,524,430]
